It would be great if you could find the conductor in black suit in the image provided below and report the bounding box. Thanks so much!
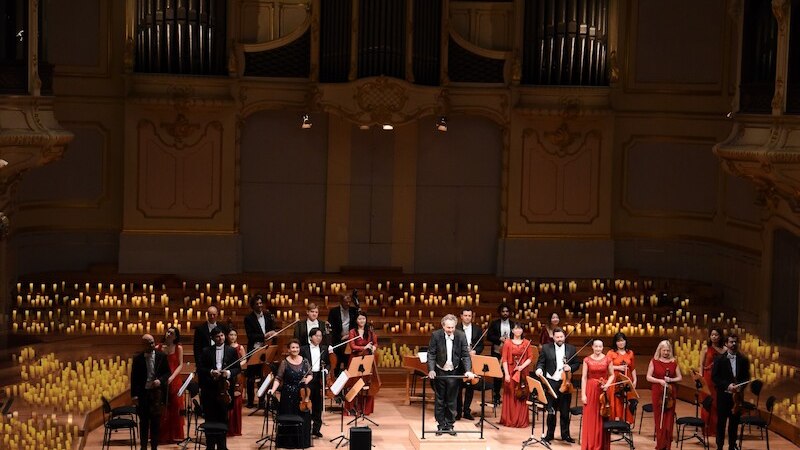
[197,327,241,450]
[427,314,476,435]
[300,327,333,438]
[193,305,227,363]
[243,294,277,408]
[535,327,580,444]
[456,307,484,420]
[712,333,751,450]
[327,293,358,374]
[130,333,171,450]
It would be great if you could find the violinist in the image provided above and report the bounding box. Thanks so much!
[646,339,682,450]
[327,293,358,375]
[499,322,535,428]
[456,307,484,421]
[193,306,227,367]
[300,327,332,438]
[487,302,513,405]
[225,329,246,437]
[268,339,312,449]
[711,334,750,450]
[535,327,580,444]
[580,339,613,450]
[539,312,561,345]
[130,333,170,450]
[155,326,184,444]
[243,294,277,409]
[606,332,638,425]
[344,311,378,416]
[197,327,240,450]
[293,303,330,345]
[699,327,725,438]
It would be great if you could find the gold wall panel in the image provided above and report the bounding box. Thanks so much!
[238,0,310,43]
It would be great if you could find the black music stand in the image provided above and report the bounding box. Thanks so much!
[472,354,502,430]
[176,374,197,450]
[609,374,638,448]
[330,375,364,449]
[255,374,275,449]
[248,345,278,416]
[522,376,551,449]
[345,355,379,427]
[676,374,711,449]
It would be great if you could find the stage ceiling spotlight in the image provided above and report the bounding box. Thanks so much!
[436,116,448,132]
[301,114,312,129]
[0,159,7,168]
[382,123,394,130]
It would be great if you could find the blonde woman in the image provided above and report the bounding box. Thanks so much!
[646,340,682,450]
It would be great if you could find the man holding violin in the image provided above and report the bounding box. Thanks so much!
[712,333,751,450]
[243,294,277,408]
[456,307,484,420]
[300,327,333,438]
[535,327,580,444]
[198,327,241,450]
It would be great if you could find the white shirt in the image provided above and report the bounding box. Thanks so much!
[207,322,218,347]
[443,333,455,371]
[500,320,510,339]
[257,313,266,334]
[548,343,566,381]
[462,323,473,348]
[728,353,737,376]
[145,351,155,386]
[215,345,224,371]
[340,308,350,338]
[305,320,319,344]
[310,344,321,372]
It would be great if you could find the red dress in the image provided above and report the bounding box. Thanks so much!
[344,328,378,416]
[227,344,245,436]
[539,327,555,345]
[581,355,611,450]
[606,350,636,425]
[701,346,722,437]
[499,339,535,428]
[156,344,184,443]
[651,359,678,450]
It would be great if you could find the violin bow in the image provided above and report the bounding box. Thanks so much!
[660,369,670,429]
[472,326,489,351]
[563,317,585,340]
[564,338,594,365]
[223,319,299,371]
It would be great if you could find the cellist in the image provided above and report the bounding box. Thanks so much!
[300,327,332,438]
[344,311,378,416]
[606,332,638,425]
[646,340,682,450]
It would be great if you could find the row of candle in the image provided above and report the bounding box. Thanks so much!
[0,414,79,450]
[376,342,419,368]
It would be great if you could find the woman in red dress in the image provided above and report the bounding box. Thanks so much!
[539,312,560,345]
[606,332,637,425]
[647,340,682,450]
[699,327,725,437]
[581,339,613,450]
[156,325,184,443]
[500,322,535,428]
[344,312,378,416]
[226,328,246,437]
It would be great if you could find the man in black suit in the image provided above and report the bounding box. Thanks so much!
[456,307,484,420]
[712,333,751,450]
[293,302,329,345]
[535,327,580,444]
[427,314,476,435]
[130,333,171,450]
[197,327,241,450]
[193,305,227,364]
[243,294,277,408]
[486,302,513,404]
[300,327,333,438]
[327,293,358,374]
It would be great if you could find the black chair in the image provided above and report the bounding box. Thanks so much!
[569,405,583,443]
[604,420,634,450]
[639,403,655,439]
[474,379,498,418]
[741,379,764,432]
[271,413,307,449]
[676,396,712,450]
[738,395,775,450]
[192,399,228,450]
[101,397,137,450]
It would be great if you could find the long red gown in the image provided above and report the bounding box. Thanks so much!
[581,355,611,450]
[227,344,245,436]
[651,359,678,450]
[343,328,378,416]
[156,344,184,443]
[499,339,535,428]
[700,345,721,437]
[606,349,636,425]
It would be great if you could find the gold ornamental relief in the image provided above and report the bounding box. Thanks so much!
[354,77,409,123]
[542,122,584,158]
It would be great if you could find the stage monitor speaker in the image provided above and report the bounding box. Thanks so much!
[350,426,372,449]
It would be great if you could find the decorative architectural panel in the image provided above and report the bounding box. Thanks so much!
[136,118,222,218]
[521,125,600,223]
[239,0,310,43]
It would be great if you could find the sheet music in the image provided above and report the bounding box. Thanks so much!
[257,374,274,398]
[417,352,428,363]
[330,371,350,396]
[177,373,194,397]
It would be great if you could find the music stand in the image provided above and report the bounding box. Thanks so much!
[522,376,551,449]
[471,354,502,430]
[330,375,363,449]
[176,374,196,450]
[346,355,378,427]
[256,374,275,449]
[248,345,278,416]
[676,372,709,449]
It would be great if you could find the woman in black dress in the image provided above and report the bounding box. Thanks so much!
[268,338,313,448]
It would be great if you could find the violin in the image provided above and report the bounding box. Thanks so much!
[559,357,575,394]
[325,351,338,398]
[599,379,611,418]
[298,382,312,412]
[218,377,232,405]
[663,369,675,410]
[515,374,531,400]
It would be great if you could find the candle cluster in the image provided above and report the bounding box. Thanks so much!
[376,343,420,368]
[0,413,79,450]
[774,394,799,428]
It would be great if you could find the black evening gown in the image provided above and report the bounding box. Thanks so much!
[275,358,312,448]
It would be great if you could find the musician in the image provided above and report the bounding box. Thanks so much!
[300,327,332,438]
[327,293,358,375]
[197,327,240,450]
[456,307,484,420]
[243,294,277,408]
[499,322,535,428]
[293,303,329,345]
[712,333,751,450]
[606,332,638,425]
[535,327,580,444]
[581,339,613,450]
[539,312,561,346]
[427,314,476,436]
[193,306,227,364]
[344,311,378,416]
[487,302,513,404]
[268,339,313,449]
[699,327,725,438]
[130,333,170,450]
[155,326,184,444]
[646,339,682,450]
[225,329,246,437]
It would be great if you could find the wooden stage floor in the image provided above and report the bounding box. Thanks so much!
[84,388,796,450]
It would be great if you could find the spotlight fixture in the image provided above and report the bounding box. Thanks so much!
[725,111,734,119]
[382,124,394,131]
[435,116,448,132]
[301,114,312,129]
[0,159,7,168]
[359,124,370,130]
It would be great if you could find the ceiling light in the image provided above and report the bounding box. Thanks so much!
[301,114,312,129]
[382,124,393,131]
[436,116,447,132]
